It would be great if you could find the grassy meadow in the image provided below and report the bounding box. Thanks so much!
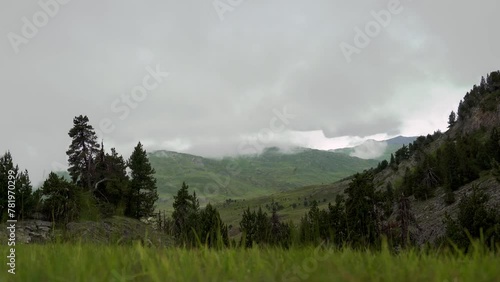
[148,149,378,211]
[1,243,499,282]
[216,182,349,232]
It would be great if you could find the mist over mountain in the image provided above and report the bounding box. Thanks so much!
[331,136,417,160]
[148,146,379,209]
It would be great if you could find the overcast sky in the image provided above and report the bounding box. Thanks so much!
[1,0,499,185]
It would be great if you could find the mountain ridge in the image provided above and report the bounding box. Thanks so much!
[214,70,500,245]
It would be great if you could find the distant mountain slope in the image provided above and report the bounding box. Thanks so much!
[332,136,417,161]
[149,147,378,208]
[221,71,500,244]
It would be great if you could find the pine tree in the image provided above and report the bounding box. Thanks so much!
[389,153,398,171]
[396,194,419,248]
[0,152,18,219]
[255,207,270,244]
[94,146,130,216]
[199,203,229,248]
[307,200,321,243]
[345,172,379,246]
[328,195,347,245]
[171,182,199,245]
[270,206,290,248]
[0,152,36,220]
[66,115,100,190]
[239,207,256,248]
[457,100,465,121]
[17,169,34,220]
[126,142,158,219]
[448,111,456,128]
[41,172,82,223]
[299,213,312,244]
[444,185,500,250]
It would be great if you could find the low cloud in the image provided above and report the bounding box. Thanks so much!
[0,0,498,185]
[350,140,388,159]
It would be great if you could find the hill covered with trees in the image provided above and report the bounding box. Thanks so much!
[211,71,500,250]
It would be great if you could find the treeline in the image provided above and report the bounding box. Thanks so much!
[160,172,413,249]
[0,152,36,221]
[161,169,499,251]
[443,185,500,251]
[373,72,500,204]
[374,130,443,173]
[156,182,229,248]
[457,70,500,120]
[155,72,500,250]
[0,115,159,224]
[399,130,500,204]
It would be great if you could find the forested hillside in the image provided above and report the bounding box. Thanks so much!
[214,71,500,248]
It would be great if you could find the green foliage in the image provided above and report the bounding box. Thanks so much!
[149,148,379,207]
[36,115,161,223]
[389,153,396,168]
[400,131,492,202]
[239,207,256,247]
[78,191,102,222]
[171,182,199,246]
[295,171,390,248]
[126,142,159,219]
[16,169,35,220]
[170,182,229,248]
[0,152,37,220]
[199,203,229,248]
[0,151,18,219]
[6,244,500,282]
[40,172,82,224]
[345,172,379,246]
[458,71,500,120]
[94,146,130,217]
[448,111,456,128]
[444,185,500,250]
[239,205,292,248]
[66,115,100,190]
[269,207,292,248]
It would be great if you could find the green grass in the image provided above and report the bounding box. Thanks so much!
[215,181,350,233]
[1,243,499,282]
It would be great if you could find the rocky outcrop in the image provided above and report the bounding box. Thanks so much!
[450,99,500,137]
[0,220,55,244]
[412,176,500,245]
[0,217,172,247]
[64,216,172,247]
